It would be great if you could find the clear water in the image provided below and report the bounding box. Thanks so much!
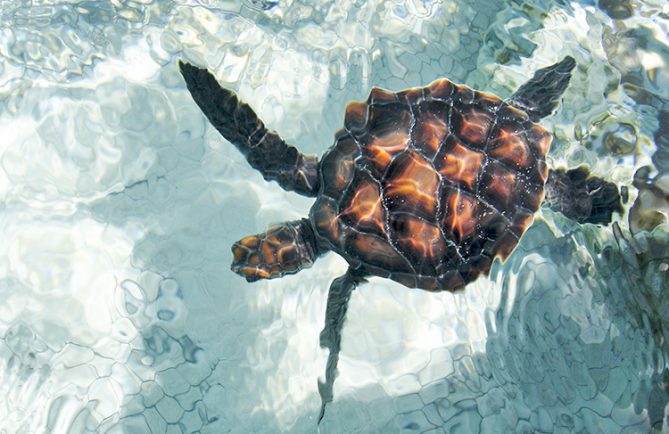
[1,1,668,433]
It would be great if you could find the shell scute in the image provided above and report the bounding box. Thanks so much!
[359,103,413,176]
[340,173,386,237]
[412,100,451,159]
[452,107,495,148]
[496,213,535,262]
[384,151,440,221]
[392,272,419,289]
[436,270,467,292]
[464,214,511,260]
[397,86,425,105]
[479,161,519,210]
[319,133,359,200]
[389,213,445,256]
[453,84,477,105]
[479,160,544,218]
[363,102,412,139]
[441,187,482,242]
[475,91,504,109]
[457,254,493,283]
[434,136,484,192]
[311,196,343,248]
[344,101,369,133]
[498,104,530,122]
[510,210,535,240]
[345,232,413,274]
[369,87,399,105]
[526,124,553,158]
[427,79,455,101]
[363,129,411,175]
[388,213,453,275]
[487,126,535,169]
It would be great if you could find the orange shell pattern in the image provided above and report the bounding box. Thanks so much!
[310,79,552,291]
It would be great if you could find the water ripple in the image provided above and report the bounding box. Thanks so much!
[0,0,668,433]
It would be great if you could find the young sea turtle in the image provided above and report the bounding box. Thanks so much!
[178,57,622,421]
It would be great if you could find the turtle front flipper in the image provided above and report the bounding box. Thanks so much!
[544,167,624,225]
[232,219,321,281]
[318,267,367,423]
[509,56,576,122]
[179,61,319,196]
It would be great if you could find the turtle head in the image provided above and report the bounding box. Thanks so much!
[231,219,320,281]
[509,56,576,122]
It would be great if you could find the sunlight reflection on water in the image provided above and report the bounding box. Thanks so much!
[0,1,668,433]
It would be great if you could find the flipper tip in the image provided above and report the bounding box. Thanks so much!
[558,55,576,72]
[178,59,195,75]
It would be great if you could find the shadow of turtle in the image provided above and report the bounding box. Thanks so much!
[81,71,313,432]
[259,217,669,433]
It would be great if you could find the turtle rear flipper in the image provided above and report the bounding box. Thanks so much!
[318,268,366,423]
[231,219,321,281]
[544,167,624,225]
[509,56,576,122]
[179,61,319,196]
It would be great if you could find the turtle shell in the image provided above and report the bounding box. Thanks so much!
[309,79,553,291]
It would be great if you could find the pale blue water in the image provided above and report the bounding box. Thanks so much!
[0,1,668,433]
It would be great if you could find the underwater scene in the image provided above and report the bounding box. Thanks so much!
[1,0,669,433]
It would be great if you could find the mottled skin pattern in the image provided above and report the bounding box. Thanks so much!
[232,219,318,280]
[311,80,552,291]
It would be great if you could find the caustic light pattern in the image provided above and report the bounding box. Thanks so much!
[0,0,668,433]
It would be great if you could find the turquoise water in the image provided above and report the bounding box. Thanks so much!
[0,1,668,433]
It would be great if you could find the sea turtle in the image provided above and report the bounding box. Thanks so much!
[178,57,622,421]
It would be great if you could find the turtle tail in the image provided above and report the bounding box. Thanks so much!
[543,167,624,225]
[318,267,366,424]
[509,56,576,122]
[178,61,320,196]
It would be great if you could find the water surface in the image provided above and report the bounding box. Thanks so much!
[1,1,668,433]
